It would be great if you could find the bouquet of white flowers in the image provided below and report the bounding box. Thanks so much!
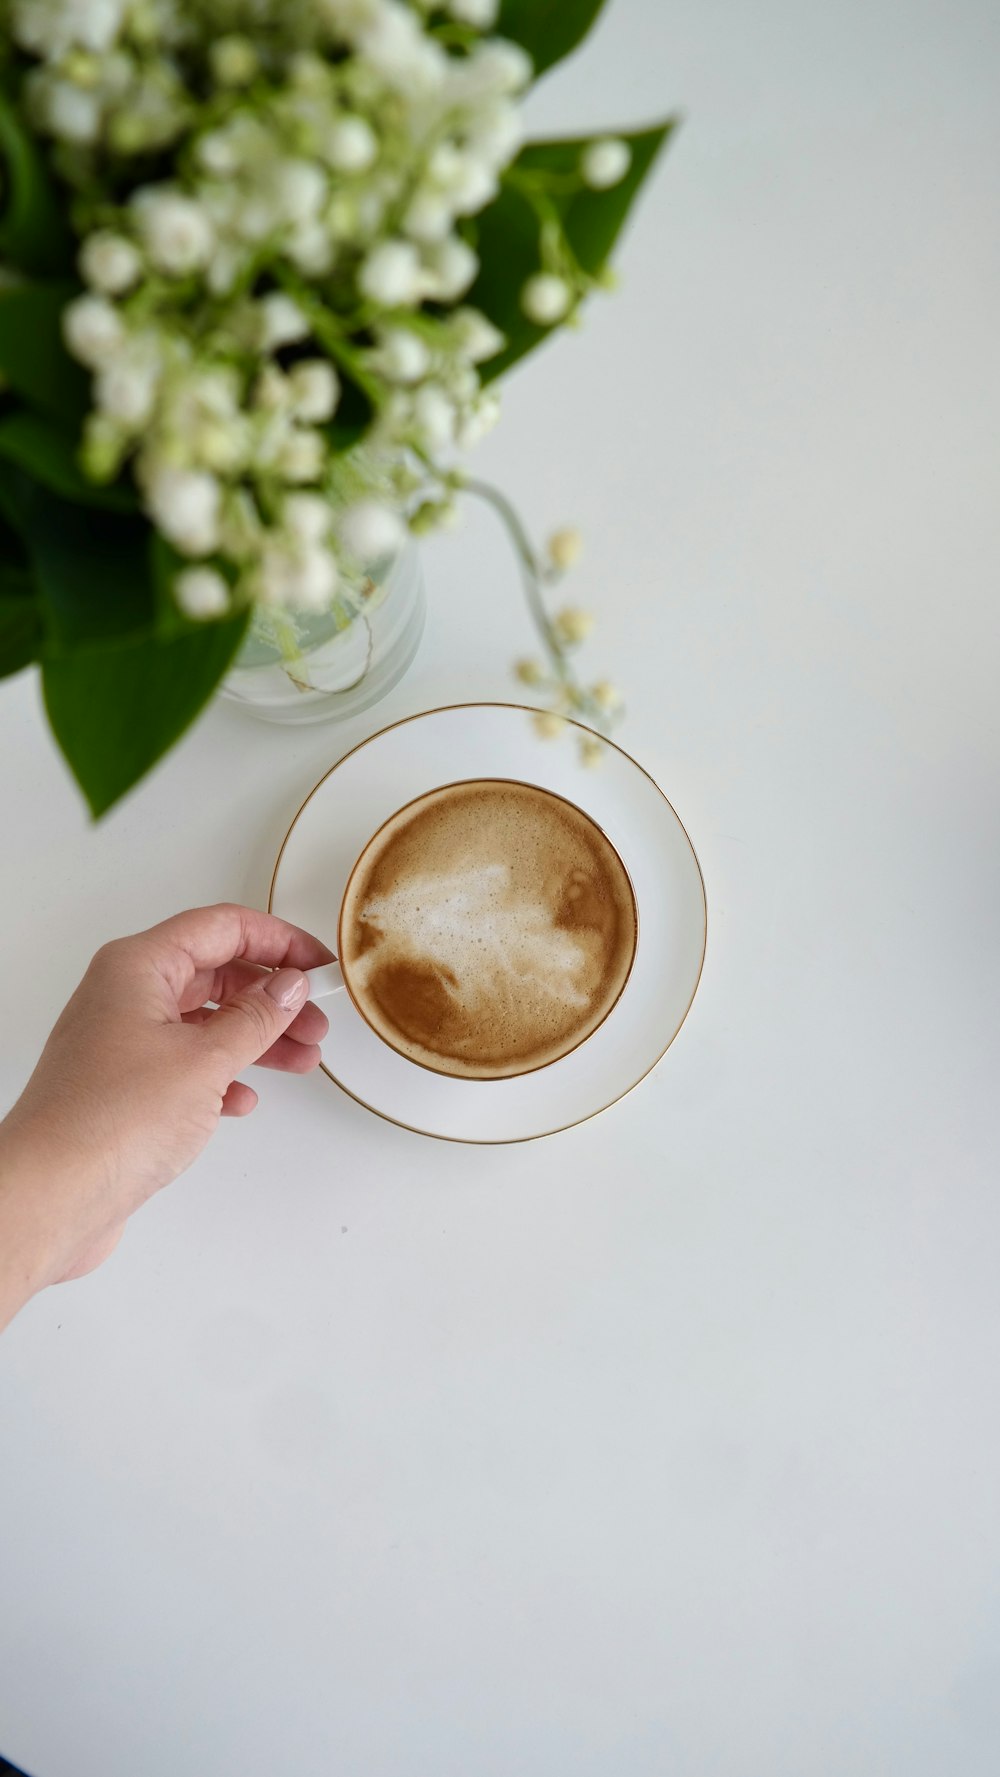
[0,0,674,812]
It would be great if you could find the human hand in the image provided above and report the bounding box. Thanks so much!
[0,904,332,1326]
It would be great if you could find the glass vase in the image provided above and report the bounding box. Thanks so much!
[220,541,425,726]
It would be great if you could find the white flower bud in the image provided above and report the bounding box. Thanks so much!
[288,51,328,92]
[62,293,124,369]
[79,231,141,295]
[450,307,505,363]
[288,359,340,423]
[554,605,594,644]
[521,272,572,325]
[190,367,240,420]
[580,137,632,190]
[325,115,378,173]
[413,384,455,451]
[533,711,565,739]
[175,567,230,620]
[196,129,240,176]
[359,239,423,307]
[402,190,453,244]
[287,222,336,277]
[253,365,290,411]
[99,47,134,94]
[591,679,620,712]
[258,292,310,350]
[421,236,478,301]
[145,467,221,557]
[210,35,258,87]
[133,189,214,276]
[278,428,325,483]
[95,352,158,427]
[274,159,327,224]
[338,499,405,564]
[445,154,499,217]
[458,39,533,99]
[427,141,466,185]
[547,527,583,570]
[16,0,124,57]
[359,4,447,91]
[195,420,246,474]
[292,548,339,612]
[258,542,338,612]
[35,77,102,143]
[373,327,430,384]
[284,493,331,544]
[448,0,499,24]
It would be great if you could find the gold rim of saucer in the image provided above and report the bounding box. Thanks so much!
[268,702,708,1145]
[334,776,640,1083]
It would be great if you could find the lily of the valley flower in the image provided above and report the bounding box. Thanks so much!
[79,231,142,295]
[144,466,221,557]
[580,137,632,190]
[175,566,230,619]
[521,273,573,325]
[62,293,123,368]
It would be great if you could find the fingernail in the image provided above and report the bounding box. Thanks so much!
[263,968,310,1011]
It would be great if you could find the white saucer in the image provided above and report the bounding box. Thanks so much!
[268,704,707,1143]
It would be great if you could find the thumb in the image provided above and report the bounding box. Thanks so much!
[203,968,311,1078]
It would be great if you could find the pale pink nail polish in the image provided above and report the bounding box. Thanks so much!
[263,968,309,1011]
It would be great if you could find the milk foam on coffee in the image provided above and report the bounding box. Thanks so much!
[339,780,636,1079]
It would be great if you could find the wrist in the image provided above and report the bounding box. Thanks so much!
[0,1112,102,1326]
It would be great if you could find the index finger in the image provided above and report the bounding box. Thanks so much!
[136,903,334,1000]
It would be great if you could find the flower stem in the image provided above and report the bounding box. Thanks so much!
[460,475,607,730]
[273,269,385,407]
[501,171,593,286]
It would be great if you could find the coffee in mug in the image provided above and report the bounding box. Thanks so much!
[338,779,637,1079]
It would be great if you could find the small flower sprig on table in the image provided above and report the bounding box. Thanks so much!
[0,0,677,814]
[458,476,620,765]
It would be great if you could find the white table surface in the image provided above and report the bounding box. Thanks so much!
[2,1,999,1772]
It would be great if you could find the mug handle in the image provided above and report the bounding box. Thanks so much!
[305,961,346,1002]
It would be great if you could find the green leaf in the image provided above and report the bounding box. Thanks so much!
[0,94,73,276]
[0,566,41,680]
[0,473,29,561]
[0,412,137,510]
[0,282,90,422]
[43,610,249,817]
[11,476,155,649]
[472,118,678,384]
[497,0,608,77]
